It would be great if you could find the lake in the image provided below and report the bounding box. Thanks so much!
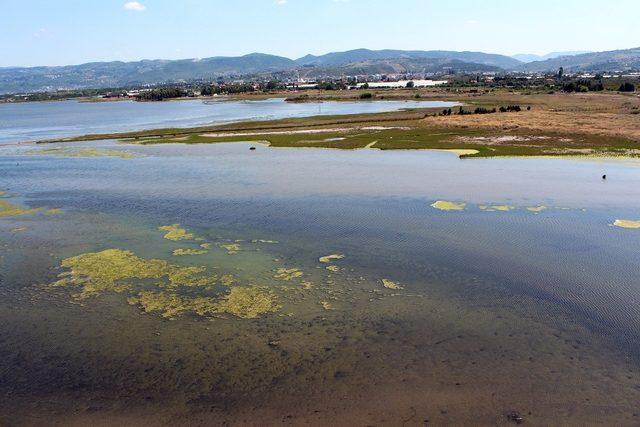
[1,120,640,424]
[0,98,456,144]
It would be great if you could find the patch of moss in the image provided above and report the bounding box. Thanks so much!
[159,224,194,241]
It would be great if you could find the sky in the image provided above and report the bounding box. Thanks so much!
[1,0,639,67]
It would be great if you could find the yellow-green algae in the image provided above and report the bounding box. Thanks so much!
[527,206,547,212]
[30,147,136,159]
[480,204,515,212]
[319,254,345,263]
[431,200,466,211]
[53,249,216,299]
[274,268,303,281]
[129,286,279,319]
[220,243,241,254]
[172,248,209,256]
[382,279,403,290]
[214,286,280,319]
[612,219,640,229]
[325,265,340,272]
[159,224,194,241]
[320,301,334,310]
[0,199,42,217]
[220,274,235,286]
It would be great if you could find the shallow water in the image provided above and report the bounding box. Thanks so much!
[1,141,640,425]
[0,98,456,144]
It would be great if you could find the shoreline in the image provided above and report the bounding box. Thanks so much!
[11,91,640,158]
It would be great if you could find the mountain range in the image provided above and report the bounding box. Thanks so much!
[510,51,592,63]
[1,47,639,94]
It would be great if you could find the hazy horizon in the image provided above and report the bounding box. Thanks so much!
[2,0,639,68]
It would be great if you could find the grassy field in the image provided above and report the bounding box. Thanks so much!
[36,90,640,158]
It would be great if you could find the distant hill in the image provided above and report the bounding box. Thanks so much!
[298,58,502,78]
[296,48,521,69]
[1,47,639,94]
[0,53,295,94]
[511,51,592,63]
[0,48,521,94]
[519,47,640,72]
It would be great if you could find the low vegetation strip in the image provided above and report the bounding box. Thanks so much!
[30,91,640,158]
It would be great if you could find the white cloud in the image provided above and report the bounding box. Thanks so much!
[124,2,146,11]
[465,19,479,25]
[276,0,287,5]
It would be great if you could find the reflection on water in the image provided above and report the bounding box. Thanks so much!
[1,141,640,425]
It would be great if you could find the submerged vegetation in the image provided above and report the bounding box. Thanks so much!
[159,224,195,241]
[431,200,466,211]
[30,147,136,159]
[612,219,640,229]
[50,248,279,319]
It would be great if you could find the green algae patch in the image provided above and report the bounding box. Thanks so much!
[0,199,42,217]
[326,265,340,272]
[30,147,137,159]
[220,274,235,286]
[128,286,278,319]
[320,301,335,310]
[159,224,194,241]
[612,219,640,229]
[200,243,212,249]
[53,249,216,299]
[274,268,303,281]
[480,204,515,212]
[172,248,209,256]
[128,291,195,319]
[54,249,168,299]
[527,206,547,213]
[214,286,280,319]
[220,243,241,254]
[45,208,62,215]
[382,279,403,290]
[319,254,345,263]
[431,201,466,211]
[166,265,216,287]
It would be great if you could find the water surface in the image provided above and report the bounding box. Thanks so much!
[0,98,456,144]
[1,141,640,425]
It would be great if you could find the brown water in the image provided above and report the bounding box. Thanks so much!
[1,141,640,426]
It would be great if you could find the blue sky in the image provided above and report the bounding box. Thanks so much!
[1,0,639,67]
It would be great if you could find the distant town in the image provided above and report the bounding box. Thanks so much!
[1,68,638,104]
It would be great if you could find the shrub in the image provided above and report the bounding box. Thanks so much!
[619,82,636,92]
[359,92,373,99]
